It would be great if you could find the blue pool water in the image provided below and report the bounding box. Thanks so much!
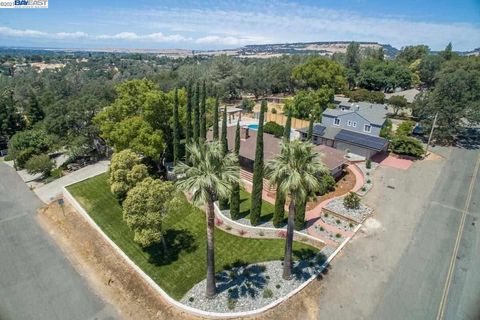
[247,124,259,131]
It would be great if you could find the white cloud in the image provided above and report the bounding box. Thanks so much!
[97,31,188,42]
[0,27,88,39]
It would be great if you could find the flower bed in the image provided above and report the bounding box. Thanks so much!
[323,198,373,224]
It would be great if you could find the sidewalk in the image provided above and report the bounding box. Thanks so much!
[34,160,109,203]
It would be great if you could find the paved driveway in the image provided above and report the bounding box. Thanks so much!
[0,163,118,320]
[312,147,480,320]
[34,160,109,203]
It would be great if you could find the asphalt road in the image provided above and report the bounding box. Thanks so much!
[313,147,480,320]
[0,163,118,320]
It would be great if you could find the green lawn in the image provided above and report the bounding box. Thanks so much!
[67,174,316,300]
[237,189,286,223]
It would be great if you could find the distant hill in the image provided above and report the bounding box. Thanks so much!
[234,41,399,58]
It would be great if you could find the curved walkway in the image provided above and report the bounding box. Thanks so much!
[305,163,365,244]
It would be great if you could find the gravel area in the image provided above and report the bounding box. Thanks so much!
[319,214,357,232]
[221,210,309,235]
[356,162,378,196]
[324,198,373,223]
[313,225,345,243]
[180,252,330,313]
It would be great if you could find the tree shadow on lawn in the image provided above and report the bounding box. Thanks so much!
[145,228,198,266]
[215,260,267,299]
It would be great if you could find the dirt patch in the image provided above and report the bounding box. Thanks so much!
[37,200,198,320]
[306,168,356,211]
[37,199,326,320]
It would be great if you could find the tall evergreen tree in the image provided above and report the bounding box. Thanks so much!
[273,109,292,227]
[200,81,207,140]
[213,96,219,140]
[219,106,229,209]
[307,115,314,142]
[283,110,291,143]
[221,106,228,155]
[193,82,200,142]
[230,120,241,219]
[185,83,193,160]
[173,88,180,165]
[294,198,307,230]
[250,100,266,226]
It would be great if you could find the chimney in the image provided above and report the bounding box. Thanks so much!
[241,127,249,140]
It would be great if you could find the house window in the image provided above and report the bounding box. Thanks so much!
[334,118,340,126]
[347,120,352,126]
[364,124,372,133]
[352,121,357,127]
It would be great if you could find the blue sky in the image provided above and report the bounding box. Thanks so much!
[0,0,479,50]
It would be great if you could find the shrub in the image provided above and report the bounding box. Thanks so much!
[336,219,341,224]
[366,172,370,176]
[367,179,371,184]
[380,119,393,139]
[347,88,385,104]
[319,226,324,231]
[324,213,329,217]
[335,233,341,238]
[319,173,336,195]
[277,230,287,238]
[15,147,36,169]
[240,99,255,112]
[263,288,273,298]
[227,298,237,310]
[271,108,277,114]
[263,121,284,138]
[349,222,354,228]
[396,120,415,136]
[238,229,247,236]
[390,135,424,158]
[275,284,281,289]
[366,159,372,169]
[25,154,55,177]
[344,192,361,209]
[266,275,270,280]
[361,187,366,191]
[50,167,63,179]
[259,231,264,236]
[225,226,232,231]
[189,297,194,302]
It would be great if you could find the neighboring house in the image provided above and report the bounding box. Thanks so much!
[298,101,390,159]
[208,126,347,180]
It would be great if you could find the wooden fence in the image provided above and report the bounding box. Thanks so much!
[265,112,309,129]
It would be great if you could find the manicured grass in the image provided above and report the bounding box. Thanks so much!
[67,174,317,300]
[237,189,286,223]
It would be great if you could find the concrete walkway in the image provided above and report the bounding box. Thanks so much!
[34,161,109,203]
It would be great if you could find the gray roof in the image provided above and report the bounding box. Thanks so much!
[323,101,388,126]
[335,129,388,151]
[297,124,340,140]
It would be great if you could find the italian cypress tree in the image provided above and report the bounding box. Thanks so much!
[173,88,180,165]
[283,110,292,143]
[193,82,200,142]
[221,106,228,155]
[185,83,193,161]
[307,115,314,142]
[250,100,266,226]
[219,106,229,209]
[230,121,241,219]
[213,96,219,140]
[200,81,207,140]
[294,198,307,230]
[273,110,292,227]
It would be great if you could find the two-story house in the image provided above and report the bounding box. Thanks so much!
[299,101,389,159]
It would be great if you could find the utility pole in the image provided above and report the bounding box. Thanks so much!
[424,112,438,158]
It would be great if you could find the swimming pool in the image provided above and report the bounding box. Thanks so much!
[247,124,259,131]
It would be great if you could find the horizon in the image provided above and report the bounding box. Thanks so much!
[0,0,479,51]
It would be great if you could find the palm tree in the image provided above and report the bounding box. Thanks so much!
[175,141,239,297]
[265,140,328,280]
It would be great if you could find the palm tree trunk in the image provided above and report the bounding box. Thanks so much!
[205,199,216,297]
[283,199,296,280]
